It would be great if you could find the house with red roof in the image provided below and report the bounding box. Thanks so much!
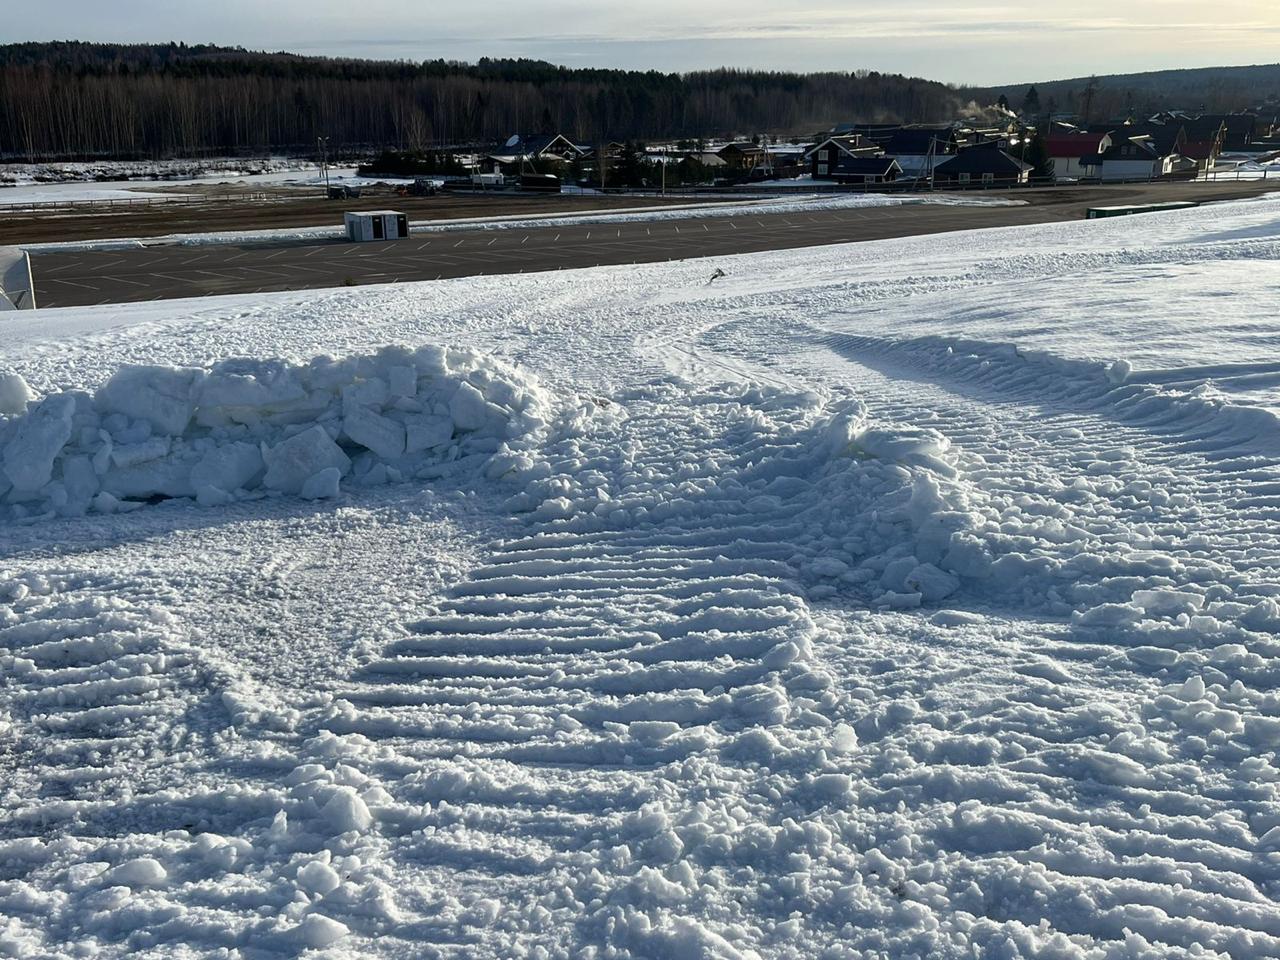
[1045,131,1111,179]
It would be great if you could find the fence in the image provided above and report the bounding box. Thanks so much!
[0,191,283,214]
[559,170,1262,200]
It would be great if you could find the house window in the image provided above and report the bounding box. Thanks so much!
[864,175,875,184]
[958,172,971,183]
[822,148,832,161]
[817,163,829,176]
[982,172,994,184]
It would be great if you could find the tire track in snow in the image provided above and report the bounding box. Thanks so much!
[670,311,1280,959]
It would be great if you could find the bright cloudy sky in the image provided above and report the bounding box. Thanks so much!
[8,1,1278,84]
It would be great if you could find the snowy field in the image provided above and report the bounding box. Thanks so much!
[3,194,1280,958]
[0,163,404,207]
[0,158,317,188]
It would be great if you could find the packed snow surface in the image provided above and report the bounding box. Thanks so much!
[3,193,1280,958]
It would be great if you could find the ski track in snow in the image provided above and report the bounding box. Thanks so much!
[2,196,1280,958]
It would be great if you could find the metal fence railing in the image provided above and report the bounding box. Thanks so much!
[0,191,283,214]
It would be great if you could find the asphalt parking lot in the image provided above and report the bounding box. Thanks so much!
[28,181,1280,308]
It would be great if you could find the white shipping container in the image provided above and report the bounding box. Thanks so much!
[343,211,409,242]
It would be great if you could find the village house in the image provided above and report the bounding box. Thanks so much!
[804,135,885,180]
[932,146,1032,185]
[1179,116,1227,169]
[876,127,959,177]
[814,125,957,179]
[1078,132,1180,181]
[1044,130,1111,179]
[485,133,587,172]
[716,142,769,172]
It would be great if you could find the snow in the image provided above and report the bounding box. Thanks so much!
[0,185,194,206]
[2,192,1280,958]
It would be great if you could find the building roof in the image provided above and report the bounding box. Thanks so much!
[804,135,882,160]
[934,148,1033,175]
[1120,123,1184,156]
[494,134,586,158]
[1043,132,1110,158]
[831,121,903,136]
[1081,134,1161,164]
[880,128,956,155]
[1181,116,1227,142]
[830,157,902,176]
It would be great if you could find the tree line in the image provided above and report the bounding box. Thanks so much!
[0,42,967,160]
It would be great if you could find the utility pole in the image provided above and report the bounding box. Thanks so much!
[317,136,330,195]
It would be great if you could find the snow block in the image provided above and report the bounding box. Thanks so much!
[2,393,75,492]
[190,441,264,493]
[903,563,960,602]
[300,467,342,500]
[298,914,349,948]
[263,426,351,494]
[450,382,502,432]
[96,364,200,435]
[343,405,406,460]
[404,416,454,454]
[0,373,33,416]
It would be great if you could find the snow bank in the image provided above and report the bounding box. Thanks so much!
[0,344,558,522]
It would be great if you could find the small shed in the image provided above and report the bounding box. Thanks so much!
[344,210,409,243]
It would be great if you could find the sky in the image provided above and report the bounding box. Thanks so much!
[7,0,1279,85]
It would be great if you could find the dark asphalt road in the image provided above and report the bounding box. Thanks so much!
[28,182,1280,308]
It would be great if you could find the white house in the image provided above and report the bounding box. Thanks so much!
[1045,132,1111,179]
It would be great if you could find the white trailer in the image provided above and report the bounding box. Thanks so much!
[344,210,409,242]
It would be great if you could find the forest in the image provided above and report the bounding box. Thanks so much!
[0,42,967,159]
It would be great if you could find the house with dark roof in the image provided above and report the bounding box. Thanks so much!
[1179,116,1227,168]
[816,125,957,178]
[805,135,885,180]
[1078,133,1183,181]
[716,142,769,171]
[932,146,1032,186]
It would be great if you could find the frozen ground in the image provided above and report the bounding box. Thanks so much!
[2,195,1280,958]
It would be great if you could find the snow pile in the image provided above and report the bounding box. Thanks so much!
[502,382,972,614]
[0,344,559,522]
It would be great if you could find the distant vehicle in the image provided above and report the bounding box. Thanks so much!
[410,178,438,196]
[327,184,362,200]
[344,210,409,242]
